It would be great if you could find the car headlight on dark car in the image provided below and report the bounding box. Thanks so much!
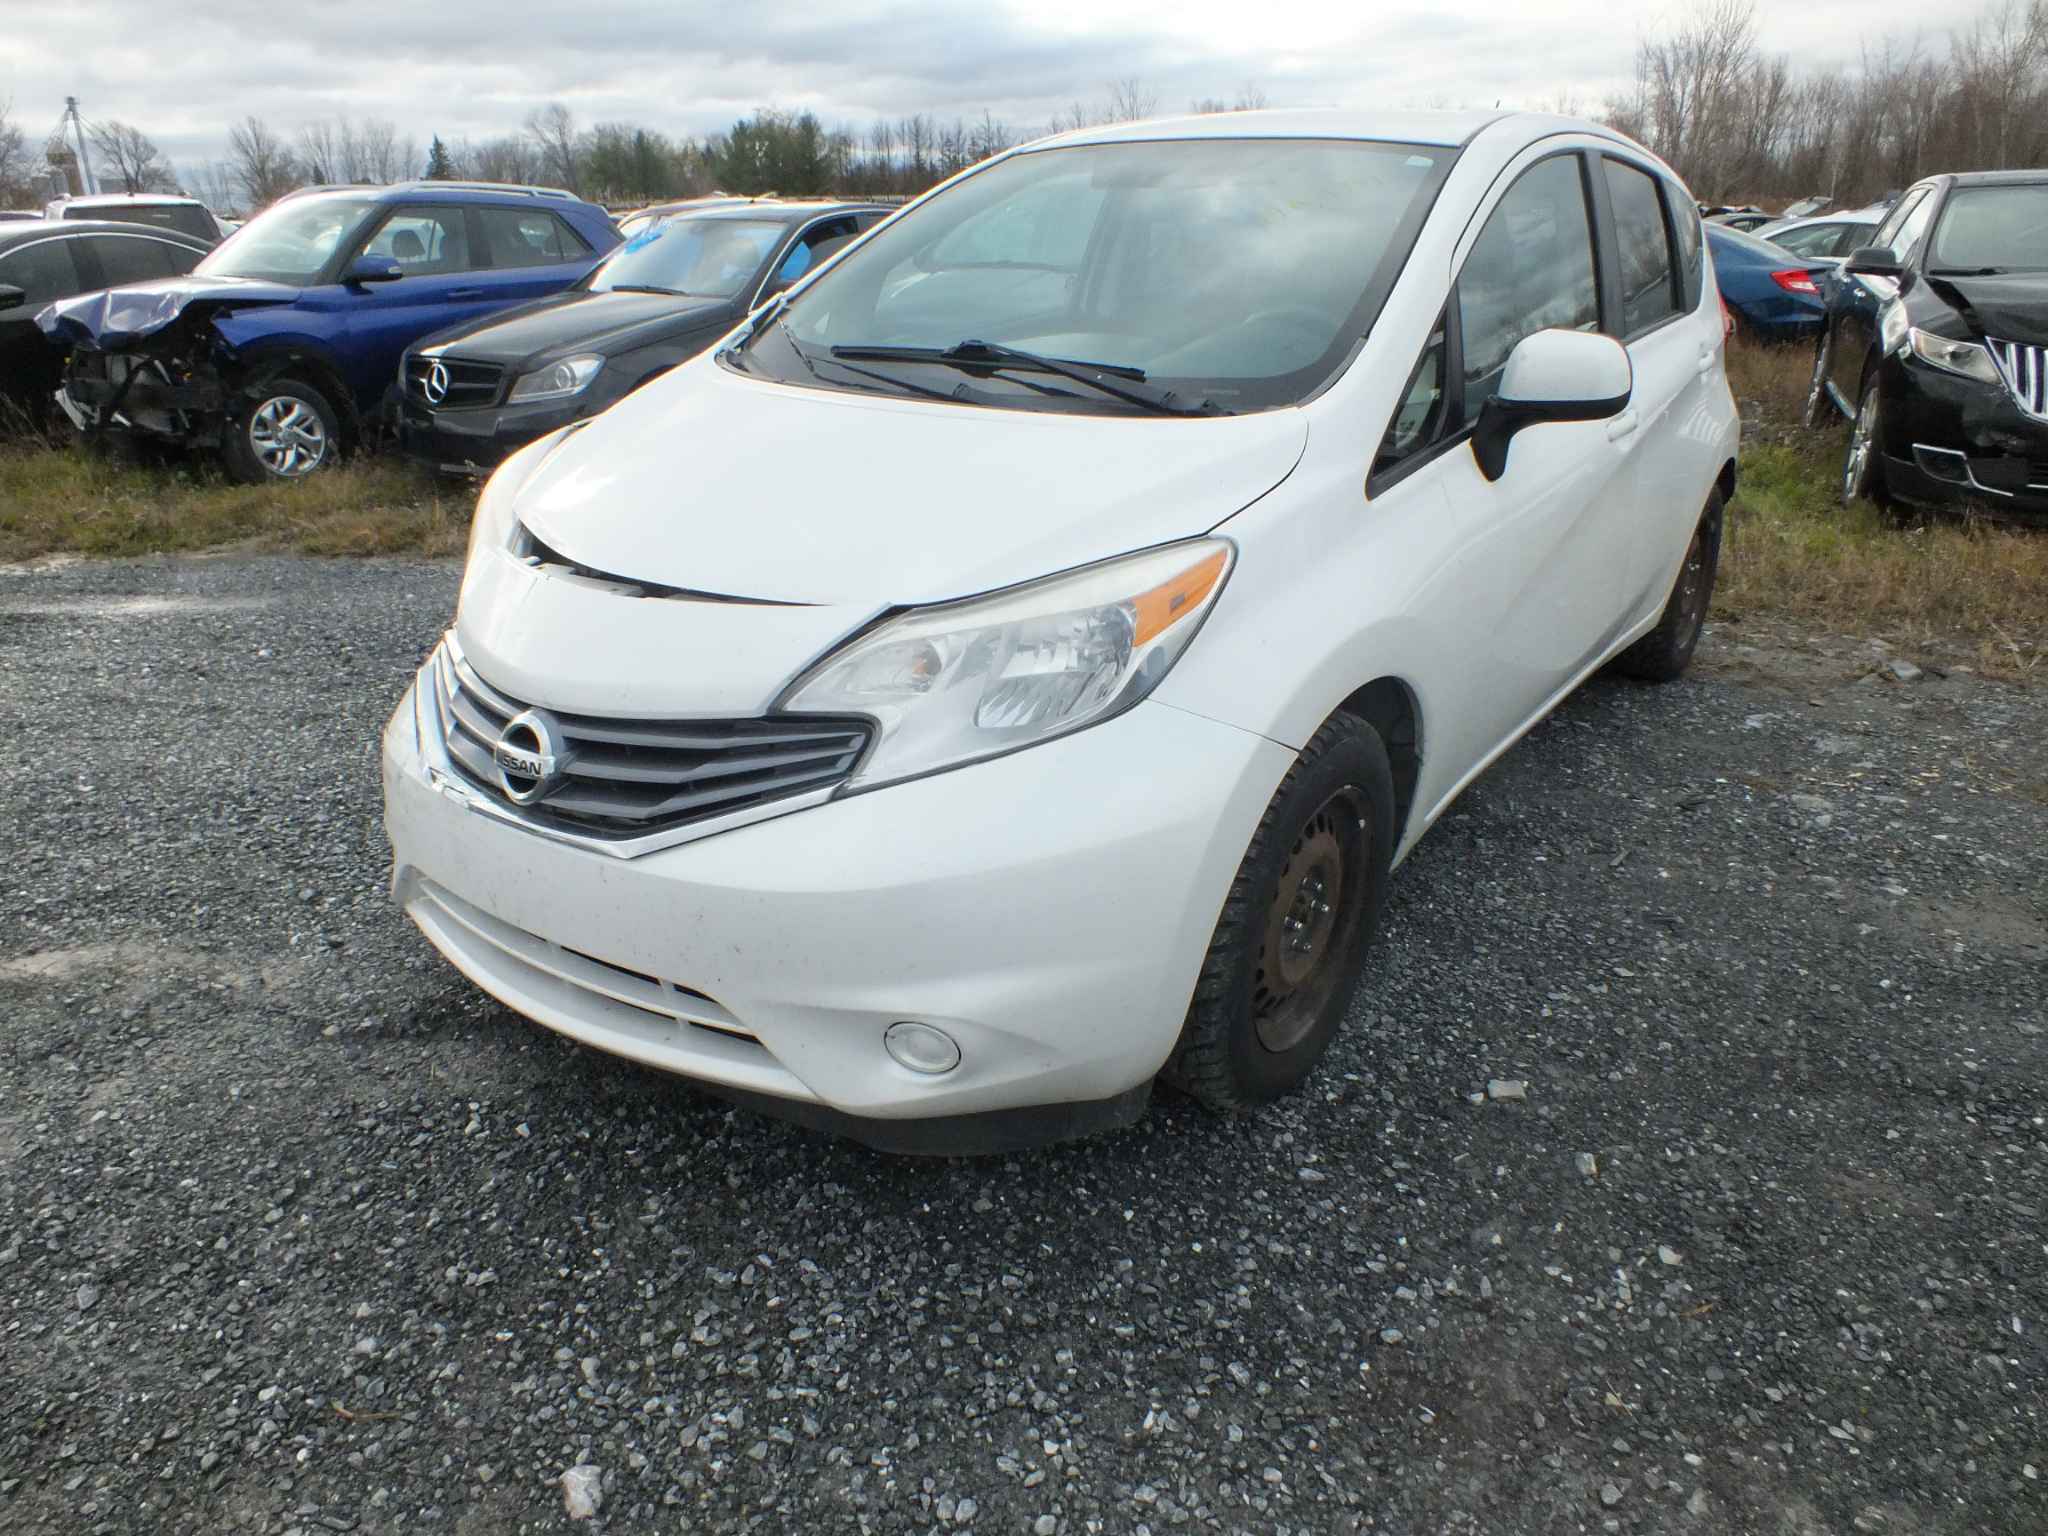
[507,354,605,403]
[1907,329,2001,388]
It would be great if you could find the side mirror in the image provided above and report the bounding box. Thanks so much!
[0,283,26,310]
[1472,329,1632,482]
[345,254,404,286]
[1842,246,1902,278]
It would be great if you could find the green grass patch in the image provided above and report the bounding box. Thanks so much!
[0,442,473,564]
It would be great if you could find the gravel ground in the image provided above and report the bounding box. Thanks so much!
[1,555,2043,1536]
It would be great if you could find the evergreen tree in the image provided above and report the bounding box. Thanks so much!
[424,135,454,180]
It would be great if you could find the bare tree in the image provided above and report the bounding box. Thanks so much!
[1106,77,1158,122]
[227,115,300,209]
[468,134,540,184]
[87,120,178,193]
[296,119,342,183]
[524,103,582,193]
[191,160,242,217]
[0,99,32,206]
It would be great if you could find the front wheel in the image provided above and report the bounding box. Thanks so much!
[1614,489,1723,683]
[1164,713,1395,1111]
[223,378,341,484]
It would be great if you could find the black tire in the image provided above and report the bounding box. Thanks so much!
[1841,371,1891,508]
[1163,712,1396,1111]
[222,377,342,484]
[1614,489,1723,683]
[1802,333,1837,428]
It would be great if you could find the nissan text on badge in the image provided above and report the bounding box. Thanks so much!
[381,109,1740,1152]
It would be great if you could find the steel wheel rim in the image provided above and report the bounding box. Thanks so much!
[1845,393,1877,498]
[1253,786,1368,1054]
[248,394,328,478]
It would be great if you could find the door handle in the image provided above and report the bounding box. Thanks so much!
[1696,347,1716,375]
[448,287,486,300]
[1605,409,1640,441]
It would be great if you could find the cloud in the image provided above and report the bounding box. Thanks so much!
[0,0,1968,181]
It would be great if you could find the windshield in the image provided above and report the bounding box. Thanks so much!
[589,216,784,297]
[197,195,378,285]
[762,138,1450,414]
[1930,184,2048,271]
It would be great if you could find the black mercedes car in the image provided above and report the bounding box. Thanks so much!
[395,201,891,471]
[1805,169,2048,517]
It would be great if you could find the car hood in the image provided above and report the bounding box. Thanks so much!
[1931,273,2048,347]
[419,290,733,368]
[36,275,301,349]
[511,358,1310,607]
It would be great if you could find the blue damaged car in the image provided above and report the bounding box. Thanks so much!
[38,182,618,481]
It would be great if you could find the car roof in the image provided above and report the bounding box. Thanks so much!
[0,219,211,249]
[1942,168,2048,189]
[60,192,208,206]
[1028,107,1512,151]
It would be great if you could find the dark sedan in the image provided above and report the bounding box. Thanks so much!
[1705,223,1831,340]
[1805,169,2048,517]
[396,201,891,471]
[0,220,210,427]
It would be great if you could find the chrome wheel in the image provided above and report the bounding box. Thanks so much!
[1844,389,1879,500]
[247,394,329,478]
[1253,787,1368,1054]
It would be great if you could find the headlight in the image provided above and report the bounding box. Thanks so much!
[506,354,605,403]
[781,538,1234,790]
[465,426,579,566]
[1908,329,2001,387]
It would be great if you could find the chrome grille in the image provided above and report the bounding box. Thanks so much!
[429,647,871,839]
[405,354,504,408]
[1986,338,2048,423]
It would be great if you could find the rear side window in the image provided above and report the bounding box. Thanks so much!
[1457,154,1600,421]
[1670,189,1704,309]
[88,234,191,285]
[1603,159,1680,336]
[0,239,85,306]
[364,206,473,274]
[476,208,587,269]
[1771,222,1846,258]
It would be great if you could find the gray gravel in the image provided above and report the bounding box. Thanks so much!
[1,555,2044,1535]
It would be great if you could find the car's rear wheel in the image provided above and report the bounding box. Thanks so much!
[1614,489,1723,683]
[1803,333,1836,427]
[224,378,340,484]
[1163,712,1395,1111]
[1842,374,1890,507]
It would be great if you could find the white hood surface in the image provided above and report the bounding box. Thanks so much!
[510,360,1309,607]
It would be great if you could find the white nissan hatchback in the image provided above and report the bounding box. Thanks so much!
[382,110,1738,1152]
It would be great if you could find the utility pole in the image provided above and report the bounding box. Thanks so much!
[65,96,99,197]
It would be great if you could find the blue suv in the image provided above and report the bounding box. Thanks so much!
[39,182,618,481]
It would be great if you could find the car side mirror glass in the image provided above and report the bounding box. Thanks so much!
[0,283,26,310]
[345,255,404,286]
[1472,329,1633,482]
[1842,246,1902,278]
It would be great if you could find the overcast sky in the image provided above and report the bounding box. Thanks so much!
[3,0,1983,179]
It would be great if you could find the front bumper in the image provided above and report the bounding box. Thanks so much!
[394,393,585,475]
[1879,358,2048,519]
[381,646,1294,1150]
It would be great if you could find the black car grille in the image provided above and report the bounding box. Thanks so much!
[1986,338,2048,423]
[406,355,504,409]
[430,648,871,840]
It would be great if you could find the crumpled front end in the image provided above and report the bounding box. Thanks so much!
[52,306,234,447]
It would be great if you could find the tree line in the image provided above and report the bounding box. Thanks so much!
[1605,0,2048,203]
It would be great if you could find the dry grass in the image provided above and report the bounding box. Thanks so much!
[1717,336,2048,678]
[0,439,474,564]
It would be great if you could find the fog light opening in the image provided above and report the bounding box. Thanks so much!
[884,1021,961,1075]
[1911,443,1971,485]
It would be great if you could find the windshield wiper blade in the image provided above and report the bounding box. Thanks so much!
[829,339,1215,414]
[1928,266,2007,277]
[602,283,686,295]
[784,325,964,403]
